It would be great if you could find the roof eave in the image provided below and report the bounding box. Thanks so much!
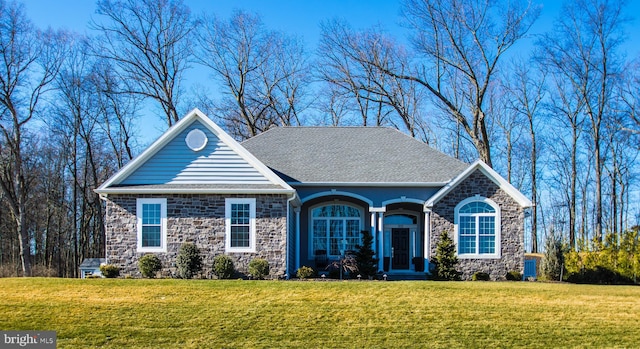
[95,187,297,196]
[424,160,532,209]
[288,181,449,187]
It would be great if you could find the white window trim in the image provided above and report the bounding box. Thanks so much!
[309,202,363,258]
[225,198,257,253]
[136,198,167,253]
[453,196,501,259]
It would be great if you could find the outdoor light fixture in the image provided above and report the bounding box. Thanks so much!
[383,274,388,281]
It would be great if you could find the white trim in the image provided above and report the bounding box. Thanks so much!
[424,160,532,209]
[453,196,501,259]
[381,197,425,206]
[301,190,373,206]
[369,207,387,213]
[96,108,293,193]
[97,187,295,195]
[136,198,167,253]
[225,198,257,253]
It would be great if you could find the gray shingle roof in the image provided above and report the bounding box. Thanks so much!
[79,258,105,268]
[241,127,468,184]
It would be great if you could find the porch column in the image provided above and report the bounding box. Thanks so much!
[424,208,431,262]
[370,211,377,261]
[369,207,386,272]
[295,207,301,271]
[378,211,384,272]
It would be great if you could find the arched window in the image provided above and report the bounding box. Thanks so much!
[455,197,501,258]
[311,204,362,257]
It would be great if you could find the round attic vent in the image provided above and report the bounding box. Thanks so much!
[185,128,208,151]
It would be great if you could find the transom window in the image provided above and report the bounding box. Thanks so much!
[311,204,362,257]
[136,198,167,252]
[225,198,256,252]
[455,197,500,258]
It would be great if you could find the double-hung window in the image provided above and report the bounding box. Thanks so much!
[225,198,256,252]
[136,198,167,252]
[455,197,500,258]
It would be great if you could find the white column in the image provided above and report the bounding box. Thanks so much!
[378,212,384,271]
[295,208,301,271]
[424,209,431,261]
[370,211,377,260]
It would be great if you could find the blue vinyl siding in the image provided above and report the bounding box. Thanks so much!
[121,121,272,185]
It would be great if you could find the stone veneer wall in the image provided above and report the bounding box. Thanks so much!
[105,193,288,278]
[430,170,526,280]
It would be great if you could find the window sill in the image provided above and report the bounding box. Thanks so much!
[137,247,166,253]
[457,254,501,259]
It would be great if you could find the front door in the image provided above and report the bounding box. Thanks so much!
[391,228,410,269]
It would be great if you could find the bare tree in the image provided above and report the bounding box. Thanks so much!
[0,0,67,276]
[91,0,194,126]
[537,0,629,242]
[501,60,546,252]
[341,0,540,166]
[195,10,310,140]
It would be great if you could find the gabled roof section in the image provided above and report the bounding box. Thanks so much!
[96,109,294,195]
[241,126,468,185]
[424,160,532,209]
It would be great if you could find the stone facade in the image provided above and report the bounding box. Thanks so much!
[105,193,288,278]
[430,170,526,280]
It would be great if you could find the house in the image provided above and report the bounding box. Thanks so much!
[96,109,532,280]
[79,258,106,278]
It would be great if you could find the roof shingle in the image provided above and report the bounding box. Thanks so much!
[241,127,468,184]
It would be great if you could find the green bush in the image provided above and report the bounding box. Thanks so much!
[248,258,270,279]
[99,264,120,278]
[296,266,315,279]
[176,243,203,279]
[212,255,235,279]
[432,231,461,281]
[472,272,490,281]
[138,254,162,278]
[506,270,522,281]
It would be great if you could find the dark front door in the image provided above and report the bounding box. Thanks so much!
[392,228,410,269]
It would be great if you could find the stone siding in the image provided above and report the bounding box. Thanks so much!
[105,194,288,278]
[430,170,526,280]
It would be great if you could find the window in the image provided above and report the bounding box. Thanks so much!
[136,198,167,252]
[225,198,256,252]
[311,204,362,257]
[455,197,500,258]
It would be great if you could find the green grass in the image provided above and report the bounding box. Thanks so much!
[1,278,639,348]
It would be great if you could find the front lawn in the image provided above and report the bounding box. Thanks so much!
[1,278,638,348]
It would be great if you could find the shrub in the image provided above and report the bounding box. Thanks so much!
[99,264,120,278]
[176,243,203,279]
[355,230,378,278]
[138,254,162,278]
[506,270,522,281]
[432,231,461,281]
[212,255,235,279]
[472,272,490,281]
[296,266,315,279]
[541,234,564,281]
[248,258,270,279]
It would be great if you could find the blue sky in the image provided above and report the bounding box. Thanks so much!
[21,0,640,143]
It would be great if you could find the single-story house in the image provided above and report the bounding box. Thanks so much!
[96,109,531,280]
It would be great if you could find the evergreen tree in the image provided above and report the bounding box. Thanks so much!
[433,231,461,281]
[541,233,564,281]
[355,230,378,278]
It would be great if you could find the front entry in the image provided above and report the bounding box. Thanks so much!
[391,228,410,269]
